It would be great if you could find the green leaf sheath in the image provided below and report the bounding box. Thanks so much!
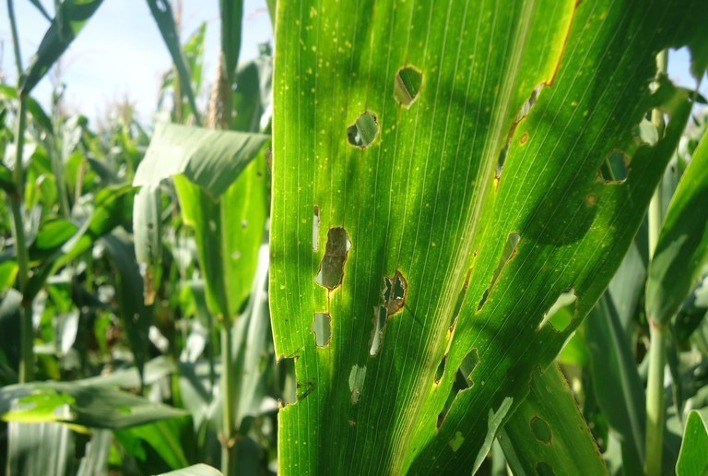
[271,0,706,474]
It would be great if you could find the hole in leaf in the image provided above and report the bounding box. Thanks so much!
[535,462,556,476]
[448,266,474,333]
[436,348,480,428]
[434,354,447,384]
[599,150,628,183]
[369,270,408,356]
[347,111,379,148]
[315,227,351,290]
[313,206,320,252]
[313,312,331,347]
[383,270,407,316]
[394,65,423,107]
[348,364,367,405]
[369,306,387,356]
[459,348,479,387]
[277,356,297,406]
[530,416,552,444]
[537,289,576,332]
[497,85,543,179]
[478,233,521,311]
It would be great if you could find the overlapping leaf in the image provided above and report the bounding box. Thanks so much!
[271,0,707,474]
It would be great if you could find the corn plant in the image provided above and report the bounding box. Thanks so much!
[0,0,706,475]
[270,0,707,474]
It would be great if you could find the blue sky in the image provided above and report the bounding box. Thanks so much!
[0,2,704,123]
[0,0,272,121]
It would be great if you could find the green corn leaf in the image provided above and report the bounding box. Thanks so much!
[145,0,202,125]
[173,156,267,320]
[586,295,646,475]
[676,408,708,476]
[114,417,193,473]
[24,184,135,301]
[101,230,152,380]
[27,0,52,21]
[270,0,706,473]
[646,130,708,326]
[0,381,186,429]
[134,123,268,320]
[19,0,104,95]
[134,123,268,200]
[498,364,607,476]
[0,85,54,133]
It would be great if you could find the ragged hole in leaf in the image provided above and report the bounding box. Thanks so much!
[349,364,367,405]
[369,306,387,356]
[530,416,552,444]
[369,270,408,355]
[599,150,628,183]
[277,356,297,407]
[459,348,479,387]
[313,312,331,347]
[394,65,423,107]
[347,111,379,148]
[478,233,521,311]
[313,205,320,252]
[497,86,542,179]
[535,462,556,476]
[383,270,407,316]
[436,348,480,428]
[537,289,577,332]
[434,354,446,384]
[315,227,351,290]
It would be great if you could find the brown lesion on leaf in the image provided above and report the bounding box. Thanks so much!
[315,227,351,290]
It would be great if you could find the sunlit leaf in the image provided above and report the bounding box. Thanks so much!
[270,0,706,472]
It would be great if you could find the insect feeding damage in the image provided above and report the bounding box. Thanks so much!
[315,227,351,290]
[369,270,408,356]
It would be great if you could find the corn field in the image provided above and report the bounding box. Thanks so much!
[0,0,707,475]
